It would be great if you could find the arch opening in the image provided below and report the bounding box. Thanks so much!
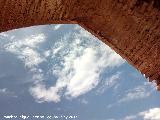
[0,24,160,120]
[1,0,160,90]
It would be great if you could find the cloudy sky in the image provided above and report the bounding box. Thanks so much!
[0,24,160,120]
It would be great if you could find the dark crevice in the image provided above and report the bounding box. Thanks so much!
[153,0,160,10]
[135,0,160,10]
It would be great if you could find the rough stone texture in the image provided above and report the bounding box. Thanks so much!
[0,0,160,90]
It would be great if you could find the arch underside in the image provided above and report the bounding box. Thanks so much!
[0,0,160,90]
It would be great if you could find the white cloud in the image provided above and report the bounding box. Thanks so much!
[29,25,125,103]
[30,68,44,82]
[65,48,103,98]
[30,84,60,103]
[53,24,63,30]
[19,47,45,68]
[3,33,46,82]
[5,34,46,68]
[0,88,17,97]
[123,115,138,120]
[5,34,45,49]
[106,83,154,110]
[80,98,88,104]
[1,25,126,103]
[119,108,160,120]
[0,33,8,37]
[96,72,121,94]
[1,25,125,103]
[0,88,7,94]
[118,84,151,103]
[140,108,160,120]
[43,50,51,57]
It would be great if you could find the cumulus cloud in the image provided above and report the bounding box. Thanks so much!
[4,34,46,68]
[5,33,45,49]
[0,24,125,103]
[30,25,125,103]
[30,84,60,103]
[139,108,160,120]
[120,108,160,120]
[19,47,44,68]
[3,33,46,82]
[65,48,102,98]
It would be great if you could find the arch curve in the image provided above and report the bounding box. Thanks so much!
[0,0,160,90]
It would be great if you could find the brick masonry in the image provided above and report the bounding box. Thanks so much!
[0,0,160,90]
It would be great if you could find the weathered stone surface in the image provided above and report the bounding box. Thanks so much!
[0,0,160,90]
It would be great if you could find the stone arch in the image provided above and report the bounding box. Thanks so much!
[0,0,160,90]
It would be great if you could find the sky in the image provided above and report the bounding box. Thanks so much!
[0,24,160,120]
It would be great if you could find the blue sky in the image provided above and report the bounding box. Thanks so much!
[0,24,160,120]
